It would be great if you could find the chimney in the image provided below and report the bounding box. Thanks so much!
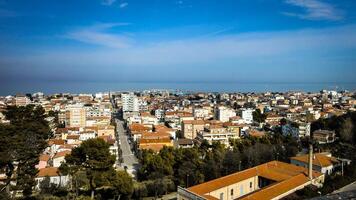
[308,144,313,180]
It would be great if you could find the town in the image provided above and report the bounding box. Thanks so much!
[1,89,356,200]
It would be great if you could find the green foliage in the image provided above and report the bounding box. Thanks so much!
[137,135,300,196]
[61,138,133,199]
[0,105,51,197]
[253,109,266,123]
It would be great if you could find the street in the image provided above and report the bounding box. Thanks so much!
[115,118,139,177]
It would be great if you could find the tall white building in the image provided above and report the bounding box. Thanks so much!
[155,109,165,121]
[121,93,139,112]
[240,109,254,124]
[216,107,236,122]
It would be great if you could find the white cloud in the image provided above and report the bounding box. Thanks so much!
[54,24,356,67]
[119,2,128,8]
[102,0,116,6]
[65,23,132,48]
[2,25,356,83]
[283,0,343,21]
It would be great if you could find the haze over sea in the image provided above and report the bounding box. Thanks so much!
[1,81,355,95]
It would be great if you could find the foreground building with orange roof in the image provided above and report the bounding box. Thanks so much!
[177,161,324,200]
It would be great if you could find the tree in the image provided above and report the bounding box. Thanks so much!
[0,105,51,197]
[62,138,116,199]
[253,109,266,123]
[222,150,241,175]
[339,118,354,143]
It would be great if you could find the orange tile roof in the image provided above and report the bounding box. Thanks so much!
[53,150,71,159]
[59,144,76,149]
[141,132,171,139]
[248,129,265,138]
[140,144,166,152]
[291,153,339,168]
[141,112,154,117]
[48,139,65,145]
[39,154,50,162]
[139,138,172,144]
[240,174,309,200]
[37,167,60,177]
[129,123,152,132]
[66,134,80,140]
[182,120,205,125]
[187,161,323,200]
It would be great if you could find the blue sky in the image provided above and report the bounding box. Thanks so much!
[0,0,356,93]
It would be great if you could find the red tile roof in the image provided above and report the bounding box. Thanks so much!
[291,153,339,168]
[37,167,60,177]
[53,150,71,159]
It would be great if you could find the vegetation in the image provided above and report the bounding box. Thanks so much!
[59,138,133,199]
[0,105,51,198]
[136,133,300,197]
[252,109,266,123]
[290,111,356,199]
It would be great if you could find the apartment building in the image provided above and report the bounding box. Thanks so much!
[65,104,86,128]
[216,107,236,122]
[240,109,254,124]
[15,94,31,106]
[122,93,139,112]
[182,120,205,139]
[197,125,239,146]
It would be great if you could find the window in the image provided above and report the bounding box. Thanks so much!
[250,182,253,189]
[231,189,234,196]
[240,185,244,195]
[220,193,224,200]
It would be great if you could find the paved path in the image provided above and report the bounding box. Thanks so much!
[333,181,356,193]
[115,118,139,177]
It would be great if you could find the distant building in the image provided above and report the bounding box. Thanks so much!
[174,138,195,148]
[197,125,239,146]
[193,107,210,120]
[216,107,236,122]
[53,150,71,167]
[298,122,311,138]
[122,93,139,112]
[240,109,254,124]
[15,94,31,106]
[35,167,69,190]
[35,154,50,169]
[291,153,350,175]
[182,120,205,139]
[65,104,86,128]
[155,109,165,122]
[313,130,336,144]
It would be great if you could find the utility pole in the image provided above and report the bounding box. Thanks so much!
[186,174,190,188]
[341,161,344,176]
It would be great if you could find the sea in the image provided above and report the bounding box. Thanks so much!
[1,81,356,95]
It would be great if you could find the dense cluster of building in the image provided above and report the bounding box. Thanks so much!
[114,90,356,153]
[0,89,355,199]
[0,92,117,189]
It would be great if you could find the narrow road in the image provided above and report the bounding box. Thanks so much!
[115,118,139,177]
[333,181,356,193]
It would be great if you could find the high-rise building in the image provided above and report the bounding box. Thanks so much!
[15,94,31,106]
[216,106,236,122]
[121,93,139,112]
[65,104,86,128]
[240,108,254,124]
